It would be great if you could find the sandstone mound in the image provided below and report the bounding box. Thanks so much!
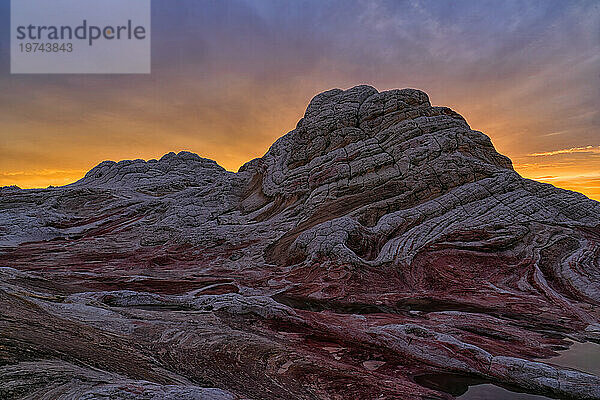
[1,86,599,399]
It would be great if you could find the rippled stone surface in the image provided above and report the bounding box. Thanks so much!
[1,86,599,399]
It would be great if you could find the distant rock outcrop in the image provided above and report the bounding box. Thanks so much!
[1,86,599,399]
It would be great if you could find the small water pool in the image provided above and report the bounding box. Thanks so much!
[547,341,600,376]
[419,341,600,399]
[458,384,550,399]
[416,374,552,400]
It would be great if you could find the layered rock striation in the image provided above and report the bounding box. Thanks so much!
[1,85,599,399]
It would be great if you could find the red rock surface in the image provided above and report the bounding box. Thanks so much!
[1,86,600,399]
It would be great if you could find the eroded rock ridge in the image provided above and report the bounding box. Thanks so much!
[1,85,599,399]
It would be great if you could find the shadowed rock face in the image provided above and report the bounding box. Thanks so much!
[1,85,599,400]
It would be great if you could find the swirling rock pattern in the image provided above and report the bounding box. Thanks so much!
[1,86,599,399]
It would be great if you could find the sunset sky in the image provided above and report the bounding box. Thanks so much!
[1,0,599,200]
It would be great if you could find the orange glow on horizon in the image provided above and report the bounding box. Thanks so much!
[1,81,597,202]
[515,165,600,201]
[3,145,598,202]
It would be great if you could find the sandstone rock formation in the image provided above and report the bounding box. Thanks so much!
[1,85,599,399]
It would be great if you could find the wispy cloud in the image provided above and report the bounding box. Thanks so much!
[529,172,600,200]
[532,171,600,181]
[528,145,600,157]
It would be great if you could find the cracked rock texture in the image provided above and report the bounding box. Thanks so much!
[1,85,600,399]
